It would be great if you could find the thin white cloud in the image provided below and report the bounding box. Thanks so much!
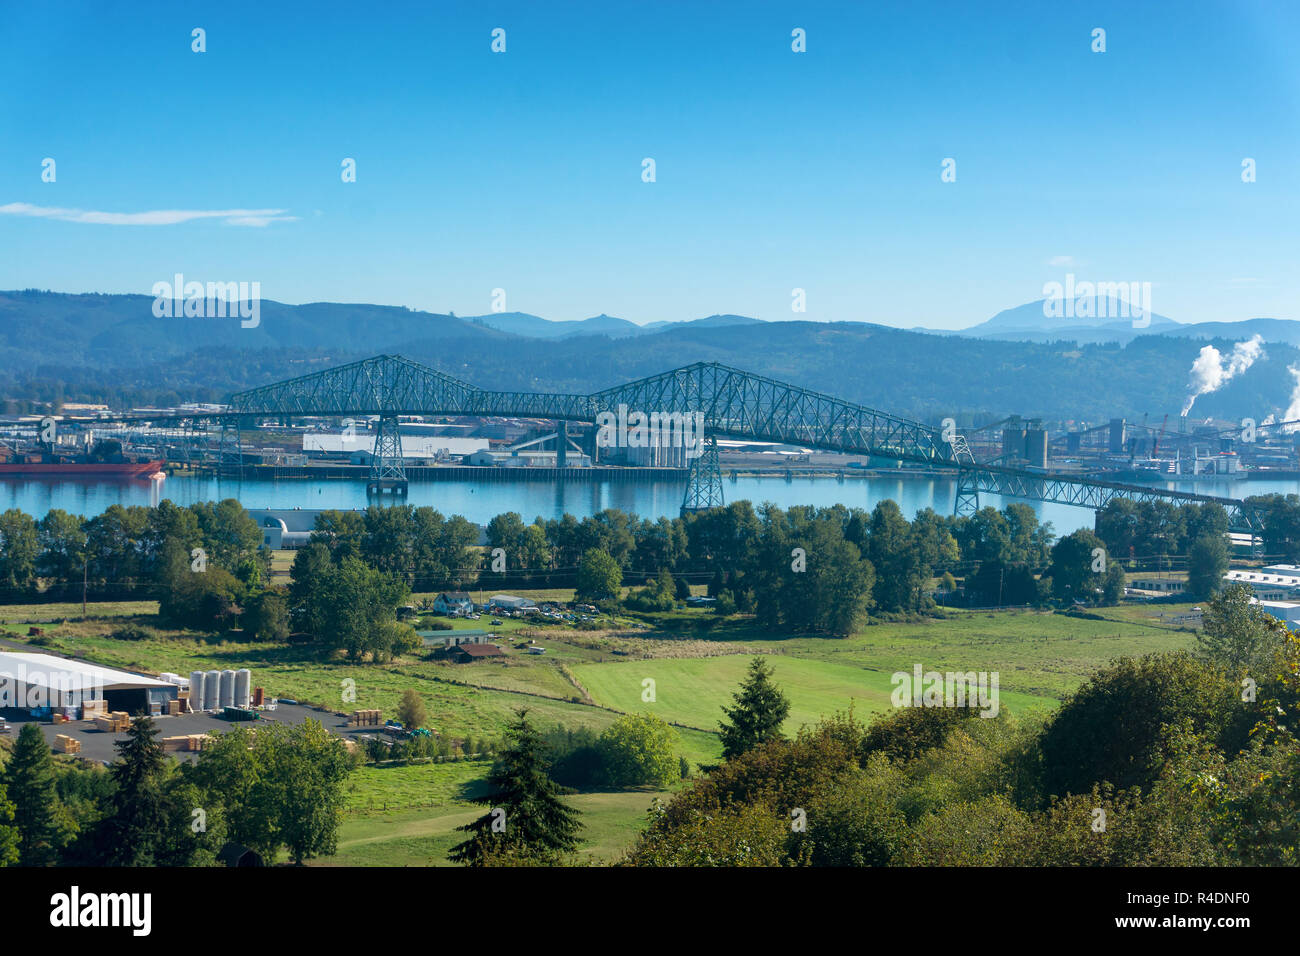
[0,202,296,227]
[1047,255,1075,267]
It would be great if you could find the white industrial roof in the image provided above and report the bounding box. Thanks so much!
[0,651,172,690]
[1225,570,1300,586]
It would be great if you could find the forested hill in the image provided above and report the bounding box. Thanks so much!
[3,290,1296,424]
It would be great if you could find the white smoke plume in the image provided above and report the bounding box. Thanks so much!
[1181,334,1265,416]
[1282,364,1300,434]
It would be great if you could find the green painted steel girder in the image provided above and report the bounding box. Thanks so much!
[225,355,957,465]
[93,352,1261,525]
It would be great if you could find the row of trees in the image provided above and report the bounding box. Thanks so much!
[0,495,1243,646]
[0,500,264,598]
[0,716,351,867]
[1093,498,1231,565]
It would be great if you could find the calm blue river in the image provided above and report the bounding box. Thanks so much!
[1,473,1297,536]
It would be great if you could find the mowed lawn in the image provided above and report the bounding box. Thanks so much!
[328,758,660,866]
[770,608,1199,700]
[572,654,1051,734]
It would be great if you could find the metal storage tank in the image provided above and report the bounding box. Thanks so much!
[190,671,207,711]
[234,670,252,708]
[205,671,220,711]
[219,670,236,709]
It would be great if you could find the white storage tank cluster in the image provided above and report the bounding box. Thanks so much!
[189,671,207,710]
[235,669,252,708]
[205,670,220,711]
[219,670,235,709]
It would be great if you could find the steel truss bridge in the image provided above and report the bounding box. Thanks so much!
[63,354,1262,532]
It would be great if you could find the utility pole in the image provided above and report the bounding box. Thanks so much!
[82,559,88,618]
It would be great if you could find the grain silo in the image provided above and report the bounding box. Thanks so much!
[219,670,235,709]
[234,669,252,708]
[189,671,207,710]
[1108,418,1126,454]
[1024,425,1049,468]
[1001,419,1026,460]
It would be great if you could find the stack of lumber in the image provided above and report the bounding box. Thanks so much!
[188,734,210,752]
[82,699,107,718]
[93,713,130,733]
[166,699,183,716]
[349,708,381,726]
[53,734,81,754]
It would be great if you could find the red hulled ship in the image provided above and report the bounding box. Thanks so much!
[0,439,164,479]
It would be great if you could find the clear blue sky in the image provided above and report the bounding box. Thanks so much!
[1,0,1296,329]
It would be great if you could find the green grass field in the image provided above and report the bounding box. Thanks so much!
[0,600,159,622]
[573,653,1050,733]
[0,595,1205,866]
[329,786,658,866]
[332,759,660,866]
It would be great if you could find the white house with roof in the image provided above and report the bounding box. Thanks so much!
[433,592,475,616]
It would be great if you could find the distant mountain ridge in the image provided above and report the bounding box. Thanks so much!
[5,290,1293,358]
[918,298,1299,347]
[3,290,1299,424]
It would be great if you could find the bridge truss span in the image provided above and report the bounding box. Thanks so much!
[957,463,1263,535]
[62,353,1262,527]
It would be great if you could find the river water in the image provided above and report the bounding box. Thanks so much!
[3,472,1298,535]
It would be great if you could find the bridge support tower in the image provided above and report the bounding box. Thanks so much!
[681,434,724,516]
[218,417,243,479]
[954,466,980,517]
[367,413,408,495]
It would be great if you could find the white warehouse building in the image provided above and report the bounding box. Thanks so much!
[1224,566,1300,601]
[304,432,488,459]
[0,650,178,716]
